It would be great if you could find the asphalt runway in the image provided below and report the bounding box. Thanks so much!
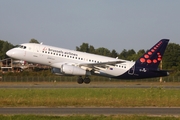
[0,82,180,89]
[0,107,180,116]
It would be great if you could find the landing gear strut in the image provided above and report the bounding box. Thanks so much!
[77,76,91,84]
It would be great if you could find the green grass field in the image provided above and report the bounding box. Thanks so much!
[0,87,180,107]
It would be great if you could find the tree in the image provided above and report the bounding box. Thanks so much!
[163,43,180,71]
[118,49,128,59]
[110,49,118,58]
[76,43,89,53]
[0,40,14,59]
[29,38,39,44]
[89,45,96,54]
[126,49,136,60]
[95,47,111,56]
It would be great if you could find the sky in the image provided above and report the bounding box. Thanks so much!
[0,0,180,53]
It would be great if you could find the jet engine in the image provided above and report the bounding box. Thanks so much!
[51,64,91,76]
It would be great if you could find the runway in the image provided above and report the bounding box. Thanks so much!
[0,107,180,116]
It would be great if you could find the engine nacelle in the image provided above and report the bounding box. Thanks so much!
[51,64,91,76]
[51,68,64,75]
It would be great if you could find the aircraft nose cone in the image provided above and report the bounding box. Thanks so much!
[6,50,14,57]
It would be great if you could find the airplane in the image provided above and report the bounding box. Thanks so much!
[6,39,169,84]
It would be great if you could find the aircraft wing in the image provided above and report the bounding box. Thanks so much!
[79,60,125,70]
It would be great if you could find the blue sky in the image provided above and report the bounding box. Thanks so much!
[0,0,180,53]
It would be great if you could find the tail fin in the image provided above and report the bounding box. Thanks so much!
[136,39,169,68]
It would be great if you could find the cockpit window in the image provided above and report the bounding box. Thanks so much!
[16,45,27,49]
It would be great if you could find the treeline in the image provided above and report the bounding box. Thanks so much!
[0,39,180,75]
[76,43,146,61]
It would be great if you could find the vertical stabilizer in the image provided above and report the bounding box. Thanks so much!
[136,39,169,68]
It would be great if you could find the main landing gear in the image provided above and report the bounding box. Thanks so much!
[77,76,91,84]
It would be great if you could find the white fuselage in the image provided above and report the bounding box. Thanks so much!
[6,43,135,77]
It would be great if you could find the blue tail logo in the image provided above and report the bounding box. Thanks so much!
[136,39,169,68]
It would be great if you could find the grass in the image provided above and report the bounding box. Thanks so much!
[0,115,180,120]
[0,87,180,107]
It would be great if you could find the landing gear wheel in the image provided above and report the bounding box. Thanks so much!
[84,77,91,84]
[77,76,84,84]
